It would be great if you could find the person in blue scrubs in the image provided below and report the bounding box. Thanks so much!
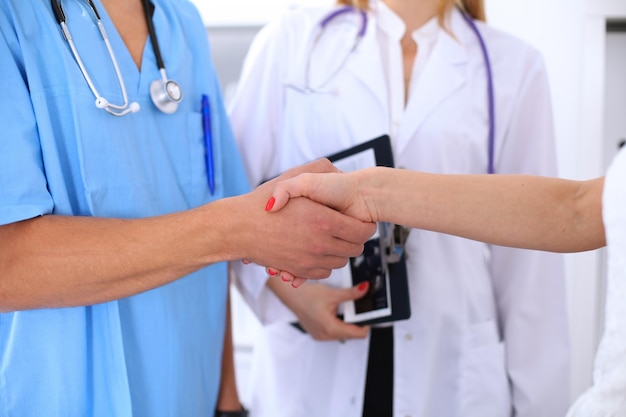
[0,1,375,416]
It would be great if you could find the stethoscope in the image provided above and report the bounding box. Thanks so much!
[294,6,497,262]
[51,0,183,116]
[289,5,496,174]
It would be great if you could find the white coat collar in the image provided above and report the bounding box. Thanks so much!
[375,1,440,44]
[395,8,471,154]
[333,6,388,116]
[332,5,472,152]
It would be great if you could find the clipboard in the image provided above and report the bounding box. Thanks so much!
[285,135,410,333]
[326,135,395,169]
[324,135,410,326]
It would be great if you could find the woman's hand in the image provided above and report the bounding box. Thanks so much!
[268,278,371,341]
[265,169,378,223]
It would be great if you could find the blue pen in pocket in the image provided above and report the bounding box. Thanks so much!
[201,94,215,195]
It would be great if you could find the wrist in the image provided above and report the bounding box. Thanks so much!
[214,406,249,417]
[205,196,251,262]
[355,167,385,223]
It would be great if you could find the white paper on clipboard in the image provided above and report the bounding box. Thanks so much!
[332,147,377,173]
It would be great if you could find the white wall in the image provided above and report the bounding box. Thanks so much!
[192,0,332,26]
[192,0,626,405]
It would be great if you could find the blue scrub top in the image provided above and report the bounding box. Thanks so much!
[0,1,249,416]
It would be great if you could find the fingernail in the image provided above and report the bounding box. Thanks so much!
[358,281,369,291]
[267,268,278,276]
[265,197,275,211]
[281,274,291,282]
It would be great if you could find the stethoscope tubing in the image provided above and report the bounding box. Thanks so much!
[141,0,166,72]
[319,6,368,37]
[298,6,496,174]
[460,10,495,174]
[51,0,182,116]
[51,0,134,115]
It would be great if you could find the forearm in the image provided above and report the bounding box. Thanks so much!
[1,162,374,312]
[360,167,605,253]
[0,199,244,312]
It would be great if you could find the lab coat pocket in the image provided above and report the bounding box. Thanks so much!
[458,320,511,417]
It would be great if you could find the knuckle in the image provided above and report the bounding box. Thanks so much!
[309,241,326,256]
[308,269,331,280]
[316,221,332,235]
[334,257,349,269]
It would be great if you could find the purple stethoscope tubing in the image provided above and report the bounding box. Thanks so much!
[320,6,368,37]
[321,6,496,174]
[459,10,495,174]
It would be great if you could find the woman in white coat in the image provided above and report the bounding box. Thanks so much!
[229,1,570,416]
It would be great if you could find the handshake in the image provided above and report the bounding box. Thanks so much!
[237,158,605,287]
[239,158,382,288]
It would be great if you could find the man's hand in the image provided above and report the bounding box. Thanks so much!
[259,166,380,286]
[232,160,376,280]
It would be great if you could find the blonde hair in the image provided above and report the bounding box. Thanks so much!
[335,0,486,24]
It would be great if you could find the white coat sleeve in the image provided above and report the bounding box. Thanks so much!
[490,51,571,417]
[228,15,298,325]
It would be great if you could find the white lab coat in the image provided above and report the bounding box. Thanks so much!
[229,4,570,417]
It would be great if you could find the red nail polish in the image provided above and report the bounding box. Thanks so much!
[267,268,278,276]
[265,197,275,211]
[358,281,369,291]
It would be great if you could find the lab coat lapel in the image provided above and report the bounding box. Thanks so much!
[341,19,388,115]
[396,27,469,154]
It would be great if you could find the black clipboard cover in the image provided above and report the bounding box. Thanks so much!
[292,135,411,328]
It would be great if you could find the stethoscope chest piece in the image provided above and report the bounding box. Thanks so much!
[52,0,184,116]
[150,77,183,114]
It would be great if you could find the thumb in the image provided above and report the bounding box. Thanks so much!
[265,173,317,213]
[335,281,370,303]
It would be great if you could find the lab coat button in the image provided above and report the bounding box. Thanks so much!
[405,333,413,341]
[350,396,356,405]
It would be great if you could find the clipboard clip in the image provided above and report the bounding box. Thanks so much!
[381,223,411,264]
